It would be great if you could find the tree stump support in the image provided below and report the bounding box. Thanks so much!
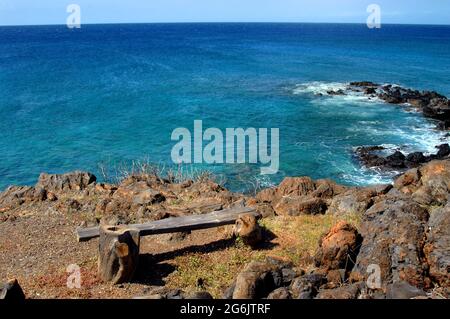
[98,225,140,284]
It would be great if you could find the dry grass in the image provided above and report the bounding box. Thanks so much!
[261,213,362,265]
[164,212,362,298]
[165,245,266,298]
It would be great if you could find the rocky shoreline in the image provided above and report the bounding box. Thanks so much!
[1,82,449,299]
[1,158,449,299]
[322,82,450,176]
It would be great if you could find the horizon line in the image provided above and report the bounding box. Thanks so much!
[1,21,450,27]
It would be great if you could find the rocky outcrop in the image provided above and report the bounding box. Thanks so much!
[326,184,392,215]
[314,221,362,272]
[423,205,450,288]
[253,177,346,217]
[348,82,450,126]
[351,198,430,289]
[225,258,299,299]
[36,171,96,193]
[394,160,450,205]
[355,144,450,172]
[290,273,327,299]
[230,261,281,299]
[0,186,47,211]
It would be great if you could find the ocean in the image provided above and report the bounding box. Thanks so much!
[1,23,450,192]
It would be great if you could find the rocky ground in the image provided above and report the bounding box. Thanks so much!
[1,83,450,299]
[0,159,449,299]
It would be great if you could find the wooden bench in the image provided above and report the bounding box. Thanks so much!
[76,206,260,284]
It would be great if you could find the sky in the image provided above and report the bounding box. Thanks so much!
[0,0,449,26]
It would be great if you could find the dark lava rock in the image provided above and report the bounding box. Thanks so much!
[385,151,406,168]
[267,287,291,299]
[316,283,362,299]
[436,143,450,157]
[406,152,426,165]
[290,273,327,299]
[351,198,430,290]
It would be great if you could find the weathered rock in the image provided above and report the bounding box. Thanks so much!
[394,160,450,206]
[352,198,430,290]
[406,152,426,166]
[311,179,347,199]
[386,281,427,299]
[290,273,327,299]
[316,283,362,299]
[276,177,316,197]
[185,291,214,299]
[267,287,291,299]
[314,221,362,271]
[0,186,47,210]
[255,188,276,203]
[423,205,450,287]
[326,269,345,287]
[386,151,406,168]
[233,214,263,247]
[326,185,391,215]
[437,143,450,158]
[36,171,96,192]
[104,180,166,215]
[231,261,280,299]
[0,279,25,300]
[274,196,327,216]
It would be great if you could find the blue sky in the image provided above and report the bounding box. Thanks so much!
[0,0,449,26]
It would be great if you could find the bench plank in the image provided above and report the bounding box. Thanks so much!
[76,207,258,242]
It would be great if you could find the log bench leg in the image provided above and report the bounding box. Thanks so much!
[98,225,140,284]
[233,214,263,247]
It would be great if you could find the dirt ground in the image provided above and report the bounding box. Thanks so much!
[0,201,359,299]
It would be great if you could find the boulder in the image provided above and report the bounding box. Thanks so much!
[326,185,391,215]
[290,273,327,299]
[276,177,316,198]
[405,152,427,166]
[352,199,430,290]
[274,196,327,216]
[394,160,450,206]
[231,261,280,299]
[316,283,362,299]
[267,287,291,299]
[386,281,427,299]
[385,151,406,168]
[436,143,450,158]
[314,221,362,271]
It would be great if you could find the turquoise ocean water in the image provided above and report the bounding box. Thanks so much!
[1,23,450,191]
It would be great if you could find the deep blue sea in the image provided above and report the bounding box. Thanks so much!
[1,23,450,192]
